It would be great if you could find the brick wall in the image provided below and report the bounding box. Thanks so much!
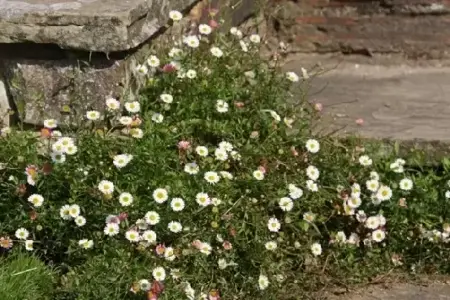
[270,0,450,58]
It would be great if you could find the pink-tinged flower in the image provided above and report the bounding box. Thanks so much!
[234,101,244,108]
[192,239,203,250]
[209,289,221,300]
[209,19,219,28]
[155,244,165,256]
[355,118,364,125]
[314,103,323,112]
[162,64,177,73]
[222,241,232,250]
[25,165,38,179]
[106,215,121,224]
[290,146,299,156]
[118,212,128,221]
[258,166,266,174]
[178,140,191,150]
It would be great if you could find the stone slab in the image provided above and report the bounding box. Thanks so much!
[0,0,198,51]
[325,282,450,300]
[0,80,10,127]
[285,54,450,142]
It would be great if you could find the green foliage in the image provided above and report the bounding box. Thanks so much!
[0,252,56,300]
[0,12,449,300]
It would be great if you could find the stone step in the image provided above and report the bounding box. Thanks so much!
[285,54,450,145]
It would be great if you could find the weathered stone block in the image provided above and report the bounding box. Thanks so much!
[0,0,255,125]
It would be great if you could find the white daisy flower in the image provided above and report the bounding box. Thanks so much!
[366,179,379,192]
[147,55,160,67]
[168,47,183,58]
[169,10,182,21]
[43,119,57,129]
[119,192,134,206]
[214,148,228,161]
[65,145,78,155]
[359,155,373,166]
[305,139,320,153]
[104,223,120,236]
[230,27,243,38]
[372,229,386,242]
[171,197,185,212]
[15,228,29,240]
[288,184,303,199]
[145,211,160,225]
[286,71,299,82]
[168,221,183,233]
[51,152,66,164]
[370,171,380,181]
[135,64,148,75]
[130,128,144,139]
[98,180,114,195]
[347,196,362,209]
[119,116,133,126]
[204,171,220,184]
[399,178,413,191]
[356,210,367,223]
[216,99,229,113]
[78,239,94,249]
[303,212,315,223]
[152,266,166,281]
[164,247,176,261]
[28,194,44,208]
[306,165,320,181]
[210,47,224,57]
[249,34,261,44]
[186,69,197,79]
[265,241,277,251]
[125,230,140,242]
[124,101,140,113]
[75,216,86,227]
[184,162,200,174]
[258,275,269,290]
[378,214,387,226]
[139,279,151,291]
[212,197,222,206]
[335,231,347,243]
[220,171,233,180]
[153,188,169,204]
[230,150,241,161]
[25,240,34,251]
[86,110,100,121]
[376,185,392,201]
[279,197,294,212]
[267,217,281,232]
[60,205,72,220]
[106,97,120,110]
[253,170,265,180]
[160,93,173,104]
[142,230,157,243]
[113,154,133,168]
[152,113,164,123]
[196,192,211,207]
[218,141,234,152]
[311,242,322,256]
[58,137,75,149]
[69,204,81,218]
[200,242,212,255]
[196,146,209,157]
[183,35,200,48]
[365,216,380,230]
[446,191,450,199]
[199,24,212,35]
[306,180,318,192]
[240,40,249,52]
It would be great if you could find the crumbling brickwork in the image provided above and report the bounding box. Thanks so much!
[269,0,450,58]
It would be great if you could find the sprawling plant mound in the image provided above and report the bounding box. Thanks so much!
[0,10,449,300]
